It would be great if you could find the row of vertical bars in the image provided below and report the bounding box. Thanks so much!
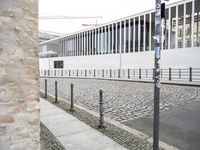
[42,67,194,81]
[41,0,200,57]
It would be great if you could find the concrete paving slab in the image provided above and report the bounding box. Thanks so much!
[43,120,91,137]
[101,144,129,150]
[41,113,76,123]
[40,106,66,117]
[58,129,126,150]
[40,98,127,150]
[40,99,57,109]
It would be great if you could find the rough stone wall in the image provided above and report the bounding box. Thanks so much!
[0,0,40,150]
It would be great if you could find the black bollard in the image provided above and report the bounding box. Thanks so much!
[118,69,120,78]
[55,81,58,103]
[70,84,74,111]
[128,69,130,79]
[44,79,47,98]
[169,68,171,81]
[189,67,192,82]
[139,68,141,79]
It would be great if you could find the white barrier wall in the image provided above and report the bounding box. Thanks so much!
[39,47,200,70]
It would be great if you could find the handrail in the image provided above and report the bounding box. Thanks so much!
[40,67,200,82]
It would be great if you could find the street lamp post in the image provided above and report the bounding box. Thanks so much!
[153,0,167,149]
[153,0,162,149]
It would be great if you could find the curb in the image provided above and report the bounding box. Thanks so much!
[40,76,200,87]
[40,89,180,150]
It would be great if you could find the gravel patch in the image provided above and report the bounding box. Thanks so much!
[40,122,66,150]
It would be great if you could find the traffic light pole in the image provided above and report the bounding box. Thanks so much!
[153,0,162,150]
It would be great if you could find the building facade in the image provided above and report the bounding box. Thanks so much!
[39,0,200,71]
[39,30,63,43]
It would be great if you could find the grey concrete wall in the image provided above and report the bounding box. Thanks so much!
[39,47,200,70]
[0,0,40,150]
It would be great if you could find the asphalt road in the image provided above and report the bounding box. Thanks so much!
[123,102,200,150]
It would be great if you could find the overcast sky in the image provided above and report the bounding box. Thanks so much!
[39,0,180,34]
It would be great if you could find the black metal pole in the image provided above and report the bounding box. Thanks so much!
[70,83,74,111]
[118,69,120,78]
[152,68,155,80]
[169,68,171,81]
[161,69,162,78]
[153,0,162,149]
[128,69,130,79]
[139,68,141,79]
[102,69,104,77]
[99,90,104,128]
[110,69,112,78]
[189,67,192,82]
[55,81,58,103]
[94,69,96,77]
[146,69,148,78]
[44,79,47,98]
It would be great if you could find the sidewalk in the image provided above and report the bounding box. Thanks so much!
[40,98,127,150]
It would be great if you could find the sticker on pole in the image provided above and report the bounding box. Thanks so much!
[155,47,160,59]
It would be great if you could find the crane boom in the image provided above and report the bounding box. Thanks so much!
[40,16,103,19]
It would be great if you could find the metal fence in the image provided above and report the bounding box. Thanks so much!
[40,67,200,82]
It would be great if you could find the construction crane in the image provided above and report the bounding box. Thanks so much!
[40,15,102,27]
[39,15,103,19]
[82,20,101,27]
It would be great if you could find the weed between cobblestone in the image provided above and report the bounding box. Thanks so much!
[40,122,66,150]
[40,92,153,150]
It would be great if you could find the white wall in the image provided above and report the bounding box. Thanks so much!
[39,47,200,70]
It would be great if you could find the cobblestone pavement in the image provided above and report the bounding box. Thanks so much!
[40,78,200,122]
[40,122,66,150]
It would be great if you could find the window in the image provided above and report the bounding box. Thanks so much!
[113,24,116,53]
[130,18,134,52]
[194,0,200,47]
[151,13,155,50]
[135,17,139,52]
[178,4,184,48]
[125,20,129,52]
[121,21,124,53]
[186,40,191,47]
[186,28,191,35]
[145,14,150,51]
[54,61,64,68]
[185,2,192,48]
[178,29,183,36]
[178,41,182,48]
[117,22,120,53]
[170,6,176,49]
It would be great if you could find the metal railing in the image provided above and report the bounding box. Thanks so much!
[40,67,200,82]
